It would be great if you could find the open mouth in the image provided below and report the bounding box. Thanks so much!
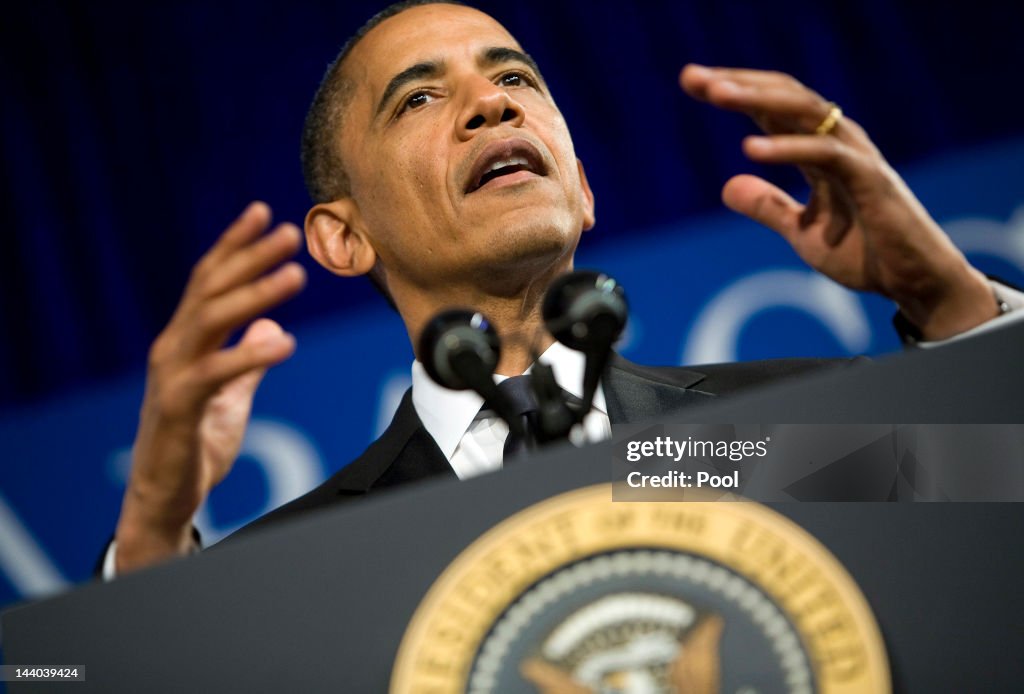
[465,139,547,193]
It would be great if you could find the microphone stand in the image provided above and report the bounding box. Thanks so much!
[420,310,527,443]
[529,357,578,445]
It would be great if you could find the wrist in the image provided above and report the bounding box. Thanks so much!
[894,264,998,341]
[113,515,194,574]
[114,480,198,573]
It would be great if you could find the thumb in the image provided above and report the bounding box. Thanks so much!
[722,174,803,244]
[241,317,287,346]
[220,318,289,400]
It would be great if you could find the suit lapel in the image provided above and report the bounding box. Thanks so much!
[331,357,714,496]
[603,355,715,425]
[332,389,454,496]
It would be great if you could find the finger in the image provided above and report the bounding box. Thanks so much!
[704,82,828,131]
[179,202,275,313]
[186,326,297,401]
[192,223,303,300]
[716,87,874,150]
[203,201,273,266]
[721,174,805,243]
[742,134,872,186]
[186,262,307,353]
[211,319,284,402]
[678,63,716,101]
[680,66,874,148]
[680,64,794,101]
[242,317,286,344]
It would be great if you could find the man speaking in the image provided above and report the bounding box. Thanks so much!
[107,1,1019,575]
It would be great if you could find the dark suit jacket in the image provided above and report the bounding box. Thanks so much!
[235,356,847,538]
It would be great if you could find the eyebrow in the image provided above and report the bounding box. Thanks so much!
[373,46,546,118]
[480,46,545,85]
[375,61,443,118]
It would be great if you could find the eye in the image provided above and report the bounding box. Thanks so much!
[397,90,433,116]
[499,71,536,89]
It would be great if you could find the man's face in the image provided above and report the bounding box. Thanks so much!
[338,4,595,297]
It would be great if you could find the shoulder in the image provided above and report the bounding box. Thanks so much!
[224,388,448,541]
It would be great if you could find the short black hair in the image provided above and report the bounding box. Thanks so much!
[299,1,466,308]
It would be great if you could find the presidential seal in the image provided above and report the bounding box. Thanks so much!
[391,485,890,693]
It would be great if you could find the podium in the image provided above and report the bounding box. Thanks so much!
[4,322,1024,692]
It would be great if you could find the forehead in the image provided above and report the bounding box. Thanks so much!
[343,4,522,109]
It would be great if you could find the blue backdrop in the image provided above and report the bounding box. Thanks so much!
[1,2,1022,622]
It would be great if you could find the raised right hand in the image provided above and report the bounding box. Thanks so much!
[114,202,306,573]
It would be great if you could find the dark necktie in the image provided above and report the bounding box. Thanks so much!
[496,375,539,461]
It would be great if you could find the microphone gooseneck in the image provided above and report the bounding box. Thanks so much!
[418,309,526,441]
[543,270,629,417]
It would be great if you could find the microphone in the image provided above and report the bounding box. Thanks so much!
[418,309,525,440]
[543,270,628,416]
[529,358,578,444]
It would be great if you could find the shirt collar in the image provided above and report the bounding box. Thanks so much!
[411,341,608,460]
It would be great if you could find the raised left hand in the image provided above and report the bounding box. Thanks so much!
[680,64,996,340]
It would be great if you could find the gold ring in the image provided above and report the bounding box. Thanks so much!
[814,102,843,135]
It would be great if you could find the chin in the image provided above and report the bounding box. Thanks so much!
[469,225,578,294]
[508,214,579,257]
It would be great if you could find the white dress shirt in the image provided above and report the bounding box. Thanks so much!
[411,340,612,479]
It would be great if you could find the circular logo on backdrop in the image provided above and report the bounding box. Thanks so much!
[390,485,890,693]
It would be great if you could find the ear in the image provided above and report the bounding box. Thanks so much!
[577,158,596,231]
[304,199,377,277]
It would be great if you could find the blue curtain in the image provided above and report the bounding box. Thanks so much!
[2,0,1022,406]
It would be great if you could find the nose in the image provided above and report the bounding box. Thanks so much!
[456,76,525,140]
